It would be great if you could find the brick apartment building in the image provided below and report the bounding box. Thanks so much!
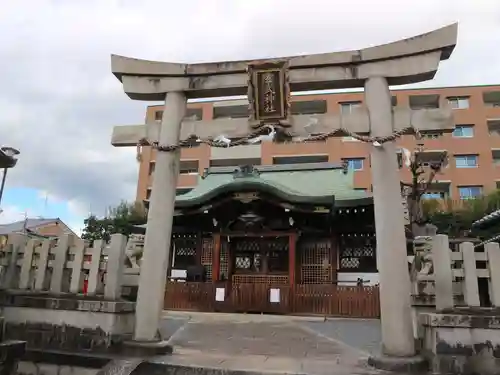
[136,84,500,205]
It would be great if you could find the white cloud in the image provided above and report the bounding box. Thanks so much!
[0,0,498,220]
[0,205,35,225]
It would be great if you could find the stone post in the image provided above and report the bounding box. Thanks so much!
[105,234,128,300]
[432,235,454,310]
[486,242,500,307]
[460,241,480,307]
[134,92,186,342]
[364,77,415,357]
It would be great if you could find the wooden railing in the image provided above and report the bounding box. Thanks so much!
[163,281,380,318]
[292,284,380,318]
[164,282,216,311]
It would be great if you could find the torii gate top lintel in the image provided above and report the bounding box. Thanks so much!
[111,23,457,100]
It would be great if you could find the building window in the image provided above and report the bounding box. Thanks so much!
[273,155,328,165]
[339,101,362,114]
[421,131,444,140]
[290,100,327,115]
[458,186,483,199]
[185,108,203,120]
[213,105,248,119]
[447,96,470,109]
[146,189,152,200]
[452,125,474,138]
[343,158,364,171]
[354,188,368,192]
[180,160,199,175]
[149,162,155,175]
[455,155,478,168]
[422,192,445,200]
[155,108,202,121]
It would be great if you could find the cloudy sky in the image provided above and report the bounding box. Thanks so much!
[0,0,499,233]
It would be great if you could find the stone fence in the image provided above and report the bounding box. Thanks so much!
[412,235,500,374]
[412,234,500,310]
[0,233,133,299]
[0,233,142,364]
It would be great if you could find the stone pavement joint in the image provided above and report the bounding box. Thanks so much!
[152,314,389,375]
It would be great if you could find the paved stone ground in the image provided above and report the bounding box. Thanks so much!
[301,319,382,355]
[153,313,388,375]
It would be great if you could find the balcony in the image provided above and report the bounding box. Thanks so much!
[210,157,261,168]
[492,149,500,165]
[409,94,440,110]
[421,181,451,200]
[491,150,500,181]
[483,91,500,108]
[416,150,448,167]
[488,119,500,136]
[290,100,327,115]
[212,99,249,120]
[273,154,328,165]
[154,108,203,121]
[210,144,261,161]
[488,119,500,149]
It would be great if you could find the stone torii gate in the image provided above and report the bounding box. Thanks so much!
[110,24,457,365]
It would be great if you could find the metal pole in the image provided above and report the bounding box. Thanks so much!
[0,168,7,207]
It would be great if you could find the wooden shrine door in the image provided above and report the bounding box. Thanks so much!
[223,234,292,313]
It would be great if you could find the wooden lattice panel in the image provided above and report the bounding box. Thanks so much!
[301,265,333,284]
[232,274,289,286]
[201,238,213,281]
[299,239,333,284]
[219,240,229,279]
[338,235,376,272]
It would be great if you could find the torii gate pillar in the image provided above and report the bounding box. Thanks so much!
[110,23,457,368]
[134,92,186,342]
[365,76,415,356]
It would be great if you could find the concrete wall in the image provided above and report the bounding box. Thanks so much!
[17,362,98,375]
[3,306,134,334]
[419,312,500,375]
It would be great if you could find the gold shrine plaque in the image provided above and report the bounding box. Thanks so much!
[248,61,290,123]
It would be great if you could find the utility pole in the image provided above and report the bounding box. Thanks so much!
[0,168,7,207]
[0,146,20,208]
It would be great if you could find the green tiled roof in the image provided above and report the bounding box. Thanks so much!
[175,163,372,208]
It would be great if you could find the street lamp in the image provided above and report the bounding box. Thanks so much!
[0,146,20,209]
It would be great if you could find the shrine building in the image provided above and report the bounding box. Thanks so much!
[160,162,380,317]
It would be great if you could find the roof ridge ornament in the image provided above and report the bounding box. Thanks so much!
[233,165,260,179]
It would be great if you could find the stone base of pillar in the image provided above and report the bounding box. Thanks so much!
[122,340,173,357]
[368,355,428,373]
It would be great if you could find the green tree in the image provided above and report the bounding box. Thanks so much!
[424,190,500,239]
[81,201,147,242]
